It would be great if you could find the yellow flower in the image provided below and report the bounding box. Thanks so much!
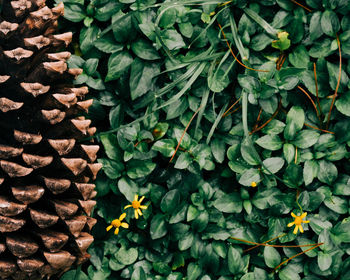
[251,182,257,187]
[124,194,148,219]
[106,213,129,235]
[287,212,310,234]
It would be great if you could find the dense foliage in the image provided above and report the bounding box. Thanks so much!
[58,0,350,279]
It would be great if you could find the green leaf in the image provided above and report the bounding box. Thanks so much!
[283,143,295,164]
[317,160,338,185]
[256,135,283,151]
[213,193,242,213]
[159,8,177,28]
[187,263,201,280]
[335,91,350,116]
[126,160,156,179]
[129,58,160,100]
[153,262,171,276]
[261,119,285,135]
[118,177,139,202]
[264,246,281,268]
[159,29,186,50]
[160,189,180,213]
[239,168,261,186]
[291,130,320,149]
[174,153,192,169]
[303,160,319,186]
[211,139,225,163]
[131,267,147,280]
[331,218,350,243]
[100,134,122,161]
[283,164,303,187]
[131,39,161,60]
[112,11,134,43]
[327,62,349,93]
[150,214,167,239]
[251,33,273,51]
[310,11,324,41]
[228,246,244,274]
[288,45,309,68]
[262,157,285,174]
[64,4,86,22]
[98,158,123,179]
[115,246,138,265]
[152,139,175,157]
[109,104,123,129]
[271,31,291,51]
[179,22,193,38]
[61,269,89,280]
[284,106,305,140]
[105,51,133,82]
[79,25,100,54]
[94,1,122,21]
[318,252,332,271]
[324,196,347,214]
[94,34,123,53]
[241,138,261,165]
[321,10,340,36]
[179,232,194,251]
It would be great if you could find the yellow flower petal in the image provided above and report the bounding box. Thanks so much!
[119,213,126,221]
[301,212,307,218]
[139,196,145,203]
[114,227,119,235]
[140,205,147,210]
[135,209,139,219]
[121,222,129,229]
[287,222,295,227]
[303,220,310,224]
[293,225,299,234]
[124,205,132,209]
[134,194,138,201]
[106,225,113,232]
[291,212,297,218]
[137,208,143,216]
[299,225,304,233]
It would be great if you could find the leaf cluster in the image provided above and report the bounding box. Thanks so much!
[58,0,350,279]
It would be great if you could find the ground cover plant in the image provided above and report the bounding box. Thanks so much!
[58,0,350,279]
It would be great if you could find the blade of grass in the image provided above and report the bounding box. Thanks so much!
[229,14,249,60]
[206,104,228,144]
[98,62,206,136]
[155,62,207,110]
[243,7,278,37]
[195,86,210,133]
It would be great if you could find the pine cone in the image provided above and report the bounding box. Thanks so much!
[0,1,99,279]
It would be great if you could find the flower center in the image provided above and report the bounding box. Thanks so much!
[294,216,302,225]
[132,200,140,209]
[112,219,121,227]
